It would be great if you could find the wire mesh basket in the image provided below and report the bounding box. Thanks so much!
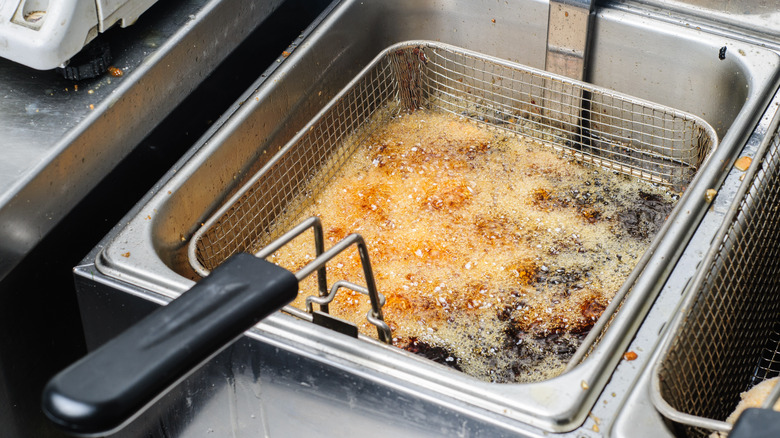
[188,40,716,278]
[651,107,780,437]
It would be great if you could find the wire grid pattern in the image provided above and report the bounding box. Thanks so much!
[655,126,780,437]
[192,42,716,278]
[194,59,399,272]
[411,44,713,192]
[752,323,780,386]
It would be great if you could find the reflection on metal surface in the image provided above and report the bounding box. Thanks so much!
[629,0,780,46]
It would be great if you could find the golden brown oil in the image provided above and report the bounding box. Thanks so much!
[268,109,676,383]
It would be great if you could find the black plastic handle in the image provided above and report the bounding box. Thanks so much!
[42,253,298,435]
[729,408,780,438]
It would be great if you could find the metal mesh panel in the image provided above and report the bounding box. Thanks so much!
[752,323,780,386]
[190,41,716,282]
[654,118,780,437]
[412,46,712,190]
[193,58,399,272]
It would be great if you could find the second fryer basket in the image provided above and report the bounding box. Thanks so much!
[651,104,780,437]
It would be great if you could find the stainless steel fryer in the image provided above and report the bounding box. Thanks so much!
[175,37,720,429]
[650,101,780,437]
[79,0,780,435]
[187,39,716,376]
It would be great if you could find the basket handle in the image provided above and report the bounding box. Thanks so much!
[729,408,780,438]
[41,253,298,435]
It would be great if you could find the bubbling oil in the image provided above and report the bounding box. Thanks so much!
[268,109,676,383]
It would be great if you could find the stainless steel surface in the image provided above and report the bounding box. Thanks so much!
[0,0,287,282]
[77,91,774,438]
[649,94,780,436]
[630,0,780,46]
[546,0,595,81]
[71,0,780,436]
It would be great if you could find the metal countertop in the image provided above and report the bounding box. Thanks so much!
[0,0,286,281]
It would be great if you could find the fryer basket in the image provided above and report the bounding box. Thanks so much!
[651,107,780,436]
[189,41,717,281]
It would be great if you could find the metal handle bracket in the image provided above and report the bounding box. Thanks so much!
[545,0,595,81]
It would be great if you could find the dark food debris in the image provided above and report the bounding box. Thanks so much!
[398,338,462,371]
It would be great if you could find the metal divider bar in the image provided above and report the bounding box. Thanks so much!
[545,0,595,82]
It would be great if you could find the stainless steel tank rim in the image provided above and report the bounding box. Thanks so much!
[604,0,780,51]
[231,301,611,435]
